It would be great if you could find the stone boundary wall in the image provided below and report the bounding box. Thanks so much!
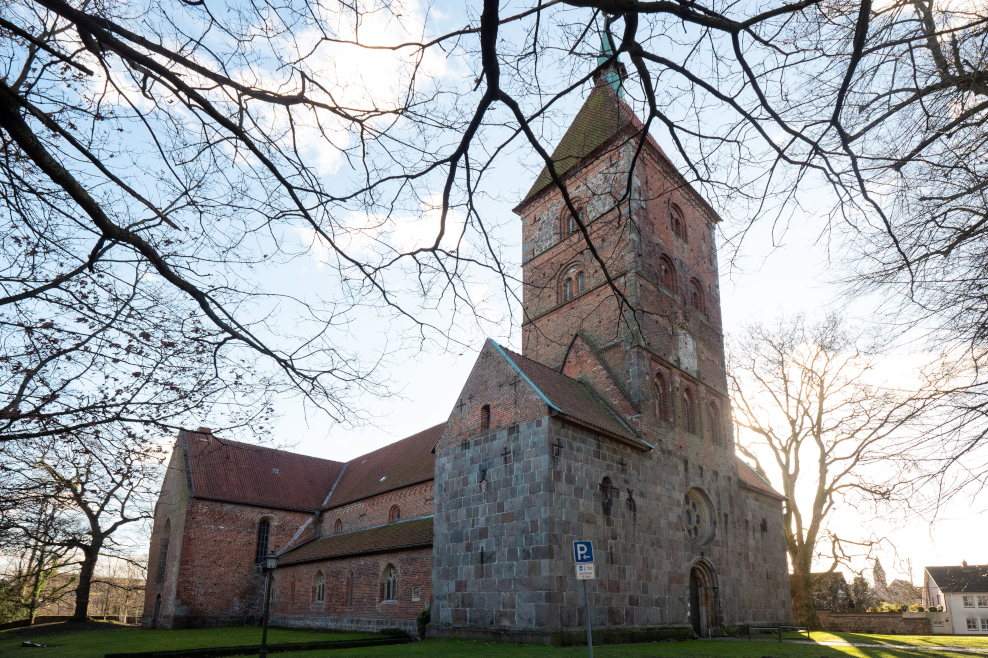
[818,611,932,634]
[271,613,417,635]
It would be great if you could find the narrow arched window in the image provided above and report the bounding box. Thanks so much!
[255,520,270,564]
[689,278,705,314]
[708,402,722,445]
[659,255,677,291]
[565,278,574,301]
[334,518,343,534]
[382,565,398,601]
[683,388,697,435]
[655,372,670,422]
[313,571,325,602]
[480,404,491,430]
[576,273,584,295]
[671,204,687,243]
[389,505,401,522]
[156,520,171,583]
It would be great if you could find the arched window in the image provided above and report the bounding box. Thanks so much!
[313,571,325,602]
[255,519,270,564]
[689,278,705,314]
[600,477,614,517]
[708,402,722,445]
[659,255,677,291]
[345,571,354,606]
[671,204,687,243]
[683,387,697,435]
[334,518,343,534]
[480,404,491,430]
[155,520,171,583]
[562,267,586,303]
[389,505,401,522]
[381,565,398,601]
[655,371,670,422]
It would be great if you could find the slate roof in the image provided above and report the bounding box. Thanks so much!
[183,429,345,511]
[321,424,442,511]
[492,341,646,448]
[737,459,787,500]
[927,565,988,593]
[278,517,434,565]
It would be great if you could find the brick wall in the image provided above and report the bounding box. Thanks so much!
[818,611,932,634]
[320,482,434,537]
[270,546,432,634]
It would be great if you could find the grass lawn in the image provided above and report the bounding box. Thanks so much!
[0,623,375,658]
[3,625,987,658]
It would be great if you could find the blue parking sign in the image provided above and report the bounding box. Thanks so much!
[573,541,594,563]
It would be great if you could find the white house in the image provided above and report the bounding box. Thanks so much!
[924,562,988,635]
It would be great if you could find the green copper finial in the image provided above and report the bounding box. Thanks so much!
[597,32,624,98]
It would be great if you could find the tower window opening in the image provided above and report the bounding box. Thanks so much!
[683,387,697,435]
[480,404,491,430]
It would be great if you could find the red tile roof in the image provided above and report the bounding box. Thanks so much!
[321,424,441,511]
[737,459,786,500]
[183,430,345,511]
[492,342,646,449]
[278,517,433,565]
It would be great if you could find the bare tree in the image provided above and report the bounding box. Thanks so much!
[2,0,986,488]
[1,428,158,621]
[729,314,952,628]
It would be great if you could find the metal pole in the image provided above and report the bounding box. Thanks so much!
[582,579,593,658]
[258,571,271,658]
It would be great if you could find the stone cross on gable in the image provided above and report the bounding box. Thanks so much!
[456,398,466,413]
[552,438,564,458]
[508,375,523,405]
[501,446,511,463]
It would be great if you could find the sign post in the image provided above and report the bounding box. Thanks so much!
[573,541,595,658]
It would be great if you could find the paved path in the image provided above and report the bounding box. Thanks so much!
[771,640,988,654]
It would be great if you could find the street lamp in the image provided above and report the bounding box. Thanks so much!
[258,553,278,658]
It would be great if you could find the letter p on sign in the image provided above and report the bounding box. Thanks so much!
[573,541,594,563]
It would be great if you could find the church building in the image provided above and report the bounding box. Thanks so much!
[143,62,793,643]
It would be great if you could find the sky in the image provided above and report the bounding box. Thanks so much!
[142,1,985,585]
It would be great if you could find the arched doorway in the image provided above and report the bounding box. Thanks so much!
[151,594,161,629]
[688,560,719,636]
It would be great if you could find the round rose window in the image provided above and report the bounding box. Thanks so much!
[683,489,714,544]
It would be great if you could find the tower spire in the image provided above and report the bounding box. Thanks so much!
[596,32,625,98]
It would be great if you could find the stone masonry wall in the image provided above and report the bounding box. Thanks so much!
[270,545,432,634]
[818,611,932,635]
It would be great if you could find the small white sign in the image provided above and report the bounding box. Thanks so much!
[576,563,596,580]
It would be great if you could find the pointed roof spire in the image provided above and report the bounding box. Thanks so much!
[596,32,625,98]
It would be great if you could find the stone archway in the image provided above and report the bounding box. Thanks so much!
[688,560,720,636]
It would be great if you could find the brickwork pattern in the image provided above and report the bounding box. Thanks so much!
[320,483,434,538]
[270,546,432,634]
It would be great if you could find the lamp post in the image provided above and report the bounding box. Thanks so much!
[258,553,278,658]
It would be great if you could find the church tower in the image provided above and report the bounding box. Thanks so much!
[430,50,792,644]
[513,59,729,466]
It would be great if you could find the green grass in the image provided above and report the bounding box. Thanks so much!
[2,626,987,658]
[0,624,374,658]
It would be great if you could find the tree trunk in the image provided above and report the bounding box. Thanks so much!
[790,559,823,630]
[71,544,100,622]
